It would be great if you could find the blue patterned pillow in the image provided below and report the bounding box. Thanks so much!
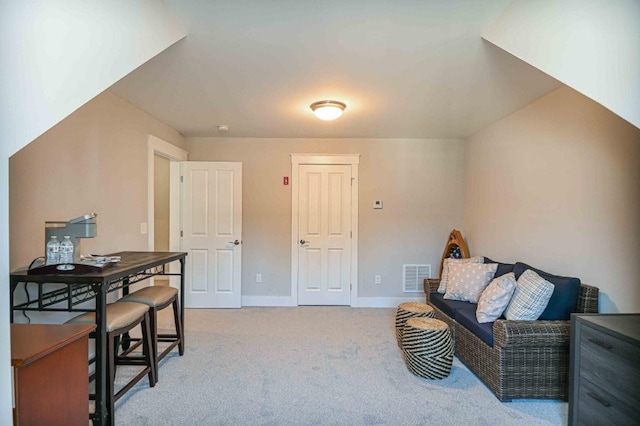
[450,247,462,259]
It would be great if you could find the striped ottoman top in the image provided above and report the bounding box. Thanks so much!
[397,302,434,314]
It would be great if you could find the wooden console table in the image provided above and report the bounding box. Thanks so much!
[12,323,95,426]
[10,251,187,426]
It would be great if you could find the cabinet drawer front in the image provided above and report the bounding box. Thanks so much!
[576,378,640,426]
[580,325,640,409]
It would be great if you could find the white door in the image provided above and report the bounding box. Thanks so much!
[298,164,352,305]
[182,162,242,308]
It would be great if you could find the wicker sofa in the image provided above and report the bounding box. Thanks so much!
[423,278,599,401]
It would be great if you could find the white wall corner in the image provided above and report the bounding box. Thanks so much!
[0,156,11,421]
[482,0,640,129]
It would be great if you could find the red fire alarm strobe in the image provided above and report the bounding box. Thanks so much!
[283,177,289,185]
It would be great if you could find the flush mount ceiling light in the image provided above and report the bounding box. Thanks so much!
[310,100,346,121]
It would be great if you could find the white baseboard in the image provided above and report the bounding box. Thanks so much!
[240,295,425,308]
[241,295,296,307]
[355,295,426,308]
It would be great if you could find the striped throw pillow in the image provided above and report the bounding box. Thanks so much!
[505,269,554,321]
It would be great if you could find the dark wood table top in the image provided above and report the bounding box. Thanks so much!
[11,323,96,368]
[10,251,187,283]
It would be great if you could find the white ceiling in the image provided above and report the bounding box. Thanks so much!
[110,0,562,139]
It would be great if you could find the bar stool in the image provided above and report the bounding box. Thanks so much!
[66,301,157,413]
[120,285,184,376]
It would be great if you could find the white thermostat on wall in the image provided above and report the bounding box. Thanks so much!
[373,200,383,209]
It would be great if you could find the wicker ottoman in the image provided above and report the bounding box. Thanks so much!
[402,317,453,379]
[395,302,435,347]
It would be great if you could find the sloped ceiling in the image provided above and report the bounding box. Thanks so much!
[483,0,640,129]
[110,0,562,139]
[1,0,186,157]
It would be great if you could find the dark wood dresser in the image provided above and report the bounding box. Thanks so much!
[11,323,95,426]
[569,314,640,425]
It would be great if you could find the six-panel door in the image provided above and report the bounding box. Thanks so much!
[298,164,352,305]
[182,161,242,308]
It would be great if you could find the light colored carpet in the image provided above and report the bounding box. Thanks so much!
[113,307,567,425]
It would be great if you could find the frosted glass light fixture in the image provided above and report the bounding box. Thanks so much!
[310,100,346,121]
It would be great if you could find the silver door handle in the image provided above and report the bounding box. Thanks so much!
[300,240,307,245]
[229,240,240,245]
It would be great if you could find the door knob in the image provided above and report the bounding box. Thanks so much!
[229,240,240,245]
[300,240,307,244]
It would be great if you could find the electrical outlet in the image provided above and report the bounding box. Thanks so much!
[256,273,262,283]
[375,275,381,284]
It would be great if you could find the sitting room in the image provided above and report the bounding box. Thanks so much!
[1,1,639,425]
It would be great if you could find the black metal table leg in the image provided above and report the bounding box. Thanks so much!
[180,257,185,346]
[9,278,17,322]
[91,281,112,426]
[120,277,131,350]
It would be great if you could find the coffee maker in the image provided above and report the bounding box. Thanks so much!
[45,213,98,262]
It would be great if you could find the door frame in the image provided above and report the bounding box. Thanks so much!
[290,154,360,306]
[146,135,188,287]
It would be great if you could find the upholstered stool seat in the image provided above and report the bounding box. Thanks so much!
[402,317,453,379]
[66,301,156,414]
[120,286,184,373]
[395,302,435,347]
[123,286,178,308]
[68,301,149,331]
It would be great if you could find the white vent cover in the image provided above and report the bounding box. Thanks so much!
[403,264,431,292]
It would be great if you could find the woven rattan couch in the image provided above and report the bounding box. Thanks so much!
[423,278,599,401]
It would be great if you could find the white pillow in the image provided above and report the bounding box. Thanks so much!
[504,269,555,321]
[443,262,497,303]
[437,256,484,294]
[476,272,517,323]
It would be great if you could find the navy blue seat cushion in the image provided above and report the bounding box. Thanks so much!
[430,292,473,319]
[513,262,581,321]
[456,305,494,347]
[483,257,515,278]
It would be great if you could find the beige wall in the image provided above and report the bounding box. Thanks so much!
[464,86,640,313]
[10,90,187,271]
[187,138,465,298]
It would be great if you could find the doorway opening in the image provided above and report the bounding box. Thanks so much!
[146,135,188,288]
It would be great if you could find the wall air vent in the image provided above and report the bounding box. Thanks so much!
[403,264,431,292]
